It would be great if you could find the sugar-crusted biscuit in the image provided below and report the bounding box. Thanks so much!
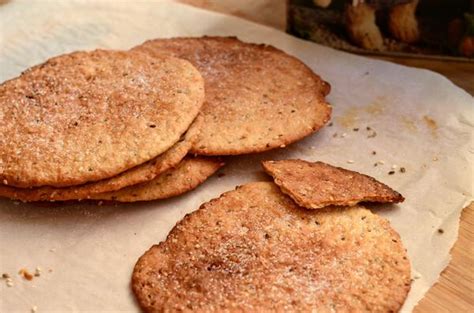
[133,37,331,155]
[132,182,410,312]
[0,130,195,202]
[0,49,204,187]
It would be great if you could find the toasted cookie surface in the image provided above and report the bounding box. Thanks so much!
[0,132,194,202]
[92,156,224,202]
[262,159,404,209]
[132,182,411,312]
[133,37,331,155]
[0,49,204,187]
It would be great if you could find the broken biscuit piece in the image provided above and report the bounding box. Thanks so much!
[262,159,404,209]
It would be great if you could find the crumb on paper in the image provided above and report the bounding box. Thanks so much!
[367,130,377,138]
[6,279,13,287]
[2,273,10,279]
[34,267,41,277]
[19,268,34,281]
[374,160,386,167]
[372,151,376,155]
[433,156,439,161]
[49,248,56,252]
[332,132,338,138]
[31,305,38,313]
[438,228,444,234]
[328,122,333,127]
[341,132,347,138]
[400,167,406,173]
[391,164,398,170]
[388,171,395,175]
[353,127,359,131]
[347,160,355,164]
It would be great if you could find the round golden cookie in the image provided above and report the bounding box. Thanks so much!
[92,156,224,202]
[132,37,331,155]
[0,49,204,188]
[132,182,411,312]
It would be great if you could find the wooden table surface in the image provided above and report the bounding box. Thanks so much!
[178,1,474,312]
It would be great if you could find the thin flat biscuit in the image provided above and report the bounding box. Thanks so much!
[92,156,224,202]
[0,49,204,188]
[132,182,411,312]
[132,37,331,155]
[262,159,404,209]
[0,129,196,202]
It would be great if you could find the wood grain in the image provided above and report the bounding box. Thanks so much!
[414,203,474,313]
[175,1,474,312]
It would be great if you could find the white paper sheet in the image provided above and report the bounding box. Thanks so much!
[0,1,473,312]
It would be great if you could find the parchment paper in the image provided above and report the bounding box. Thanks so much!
[0,1,473,312]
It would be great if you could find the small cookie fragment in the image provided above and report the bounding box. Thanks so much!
[93,157,224,202]
[132,182,410,312]
[18,268,33,281]
[262,159,404,209]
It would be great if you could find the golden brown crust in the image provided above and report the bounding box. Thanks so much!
[92,156,224,202]
[132,182,411,312]
[132,36,332,156]
[0,49,204,187]
[0,130,195,202]
[262,159,404,209]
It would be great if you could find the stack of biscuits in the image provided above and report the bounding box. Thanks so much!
[0,37,331,203]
